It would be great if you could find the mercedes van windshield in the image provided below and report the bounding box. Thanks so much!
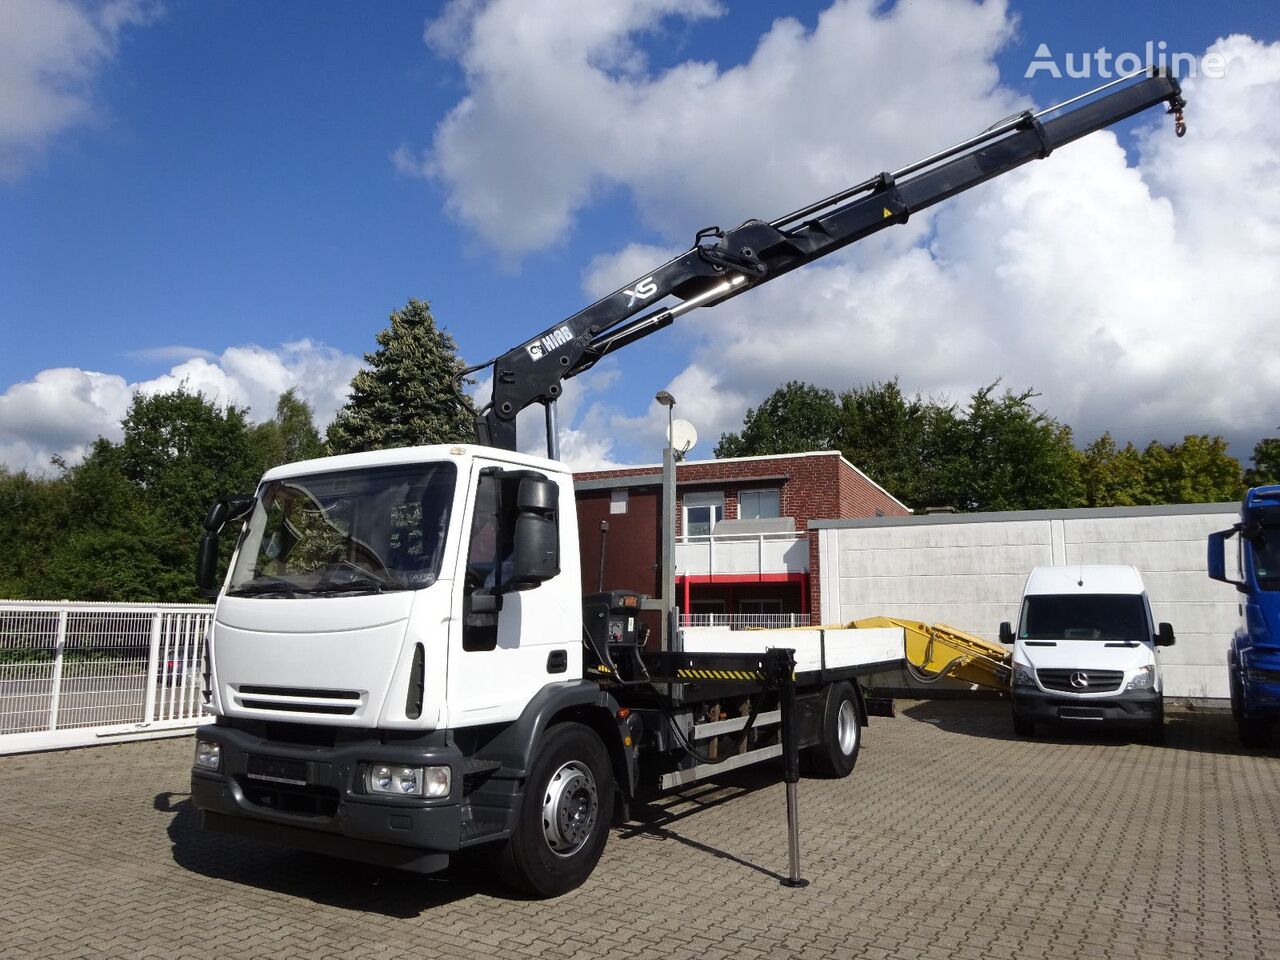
[1019,594,1149,641]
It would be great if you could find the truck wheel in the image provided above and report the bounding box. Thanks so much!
[1239,716,1271,748]
[1012,712,1035,738]
[804,682,861,778]
[499,722,614,898]
[1230,663,1244,724]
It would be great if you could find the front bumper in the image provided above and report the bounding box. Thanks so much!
[1242,675,1280,716]
[1012,687,1162,726]
[191,723,468,874]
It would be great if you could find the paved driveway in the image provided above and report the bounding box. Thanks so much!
[1,701,1277,960]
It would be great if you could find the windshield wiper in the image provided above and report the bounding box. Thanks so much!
[314,569,408,596]
[227,576,299,599]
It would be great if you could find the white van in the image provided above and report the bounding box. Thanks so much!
[999,565,1174,742]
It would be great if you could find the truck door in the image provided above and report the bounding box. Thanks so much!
[446,460,580,727]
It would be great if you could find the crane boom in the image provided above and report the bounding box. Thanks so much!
[468,68,1186,454]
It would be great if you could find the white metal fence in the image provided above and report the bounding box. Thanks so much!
[0,601,214,755]
[680,613,812,630]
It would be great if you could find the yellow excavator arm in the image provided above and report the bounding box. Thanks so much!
[851,617,1011,691]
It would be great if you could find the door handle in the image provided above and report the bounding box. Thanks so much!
[546,649,568,674]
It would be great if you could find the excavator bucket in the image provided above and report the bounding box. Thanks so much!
[851,616,1011,692]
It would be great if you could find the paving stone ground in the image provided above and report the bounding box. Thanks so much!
[1,700,1278,960]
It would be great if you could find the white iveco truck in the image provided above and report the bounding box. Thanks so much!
[189,70,1187,896]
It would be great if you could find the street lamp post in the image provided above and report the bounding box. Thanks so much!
[655,390,677,651]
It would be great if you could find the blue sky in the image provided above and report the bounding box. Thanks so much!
[2,0,1278,472]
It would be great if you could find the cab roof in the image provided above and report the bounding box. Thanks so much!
[259,443,570,484]
[1023,564,1146,596]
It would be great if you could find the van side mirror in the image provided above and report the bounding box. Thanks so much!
[1207,528,1245,592]
[999,621,1014,645]
[506,476,559,590]
[1156,622,1175,647]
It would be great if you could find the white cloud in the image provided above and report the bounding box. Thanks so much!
[412,0,1018,258]
[418,2,1280,463]
[0,341,361,473]
[0,0,160,178]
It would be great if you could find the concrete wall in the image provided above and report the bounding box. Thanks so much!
[815,504,1242,699]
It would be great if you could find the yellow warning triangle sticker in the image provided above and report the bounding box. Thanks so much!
[882,207,893,219]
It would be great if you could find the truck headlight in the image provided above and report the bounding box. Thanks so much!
[1126,665,1155,691]
[366,764,451,798]
[1012,664,1037,688]
[193,740,222,771]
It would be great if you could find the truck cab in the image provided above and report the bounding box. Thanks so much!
[1000,565,1173,742]
[1208,485,1280,746]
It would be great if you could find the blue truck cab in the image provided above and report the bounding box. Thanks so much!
[1208,485,1280,746]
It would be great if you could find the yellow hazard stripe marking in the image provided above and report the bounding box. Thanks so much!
[674,668,772,681]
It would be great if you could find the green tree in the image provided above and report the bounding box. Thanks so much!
[0,468,70,598]
[26,388,263,602]
[838,379,944,508]
[327,299,473,454]
[1079,433,1148,507]
[1141,435,1244,504]
[250,388,326,470]
[716,381,842,458]
[1244,433,1280,487]
[924,384,1084,512]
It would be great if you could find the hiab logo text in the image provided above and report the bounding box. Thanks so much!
[1025,42,1230,80]
[525,326,573,361]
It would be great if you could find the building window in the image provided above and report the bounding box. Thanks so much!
[739,599,784,616]
[610,488,628,514]
[683,491,724,537]
[739,488,781,520]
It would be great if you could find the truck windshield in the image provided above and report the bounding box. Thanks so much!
[227,463,457,597]
[1251,526,1280,590]
[1019,594,1150,641]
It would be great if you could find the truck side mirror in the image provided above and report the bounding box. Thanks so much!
[507,476,559,590]
[204,499,228,532]
[1156,622,1175,647]
[196,495,255,596]
[999,621,1014,645]
[196,533,220,596]
[1207,528,1246,591]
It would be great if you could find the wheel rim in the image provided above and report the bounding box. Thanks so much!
[541,761,598,858]
[836,699,858,755]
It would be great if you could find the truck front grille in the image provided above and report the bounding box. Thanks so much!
[1036,668,1124,693]
[232,684,363,716]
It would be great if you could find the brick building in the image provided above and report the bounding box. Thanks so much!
[574,451,910,625]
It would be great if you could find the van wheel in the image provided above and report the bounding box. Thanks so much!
[1012,712,1035,738]
[499,722,613,898]
[1145,709,1166,746]
[804,682,861,778]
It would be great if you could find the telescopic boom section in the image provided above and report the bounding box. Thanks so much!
[468,68,1186,454]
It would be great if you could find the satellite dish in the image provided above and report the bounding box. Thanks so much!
[669,418,697,457]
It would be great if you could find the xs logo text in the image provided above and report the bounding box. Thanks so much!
[624,276,658,307]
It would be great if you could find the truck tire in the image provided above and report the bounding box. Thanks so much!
[499,722,614,898]
[1239,716,1271,748]
[1012,711,1035,738]
[804,682,861,779]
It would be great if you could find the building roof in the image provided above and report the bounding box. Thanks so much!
[574,450,910,512]
[809,500,1240,530]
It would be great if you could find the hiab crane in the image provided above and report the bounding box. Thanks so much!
[189,68,1186,898]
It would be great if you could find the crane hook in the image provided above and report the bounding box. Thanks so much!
[1169,97,1187,138]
